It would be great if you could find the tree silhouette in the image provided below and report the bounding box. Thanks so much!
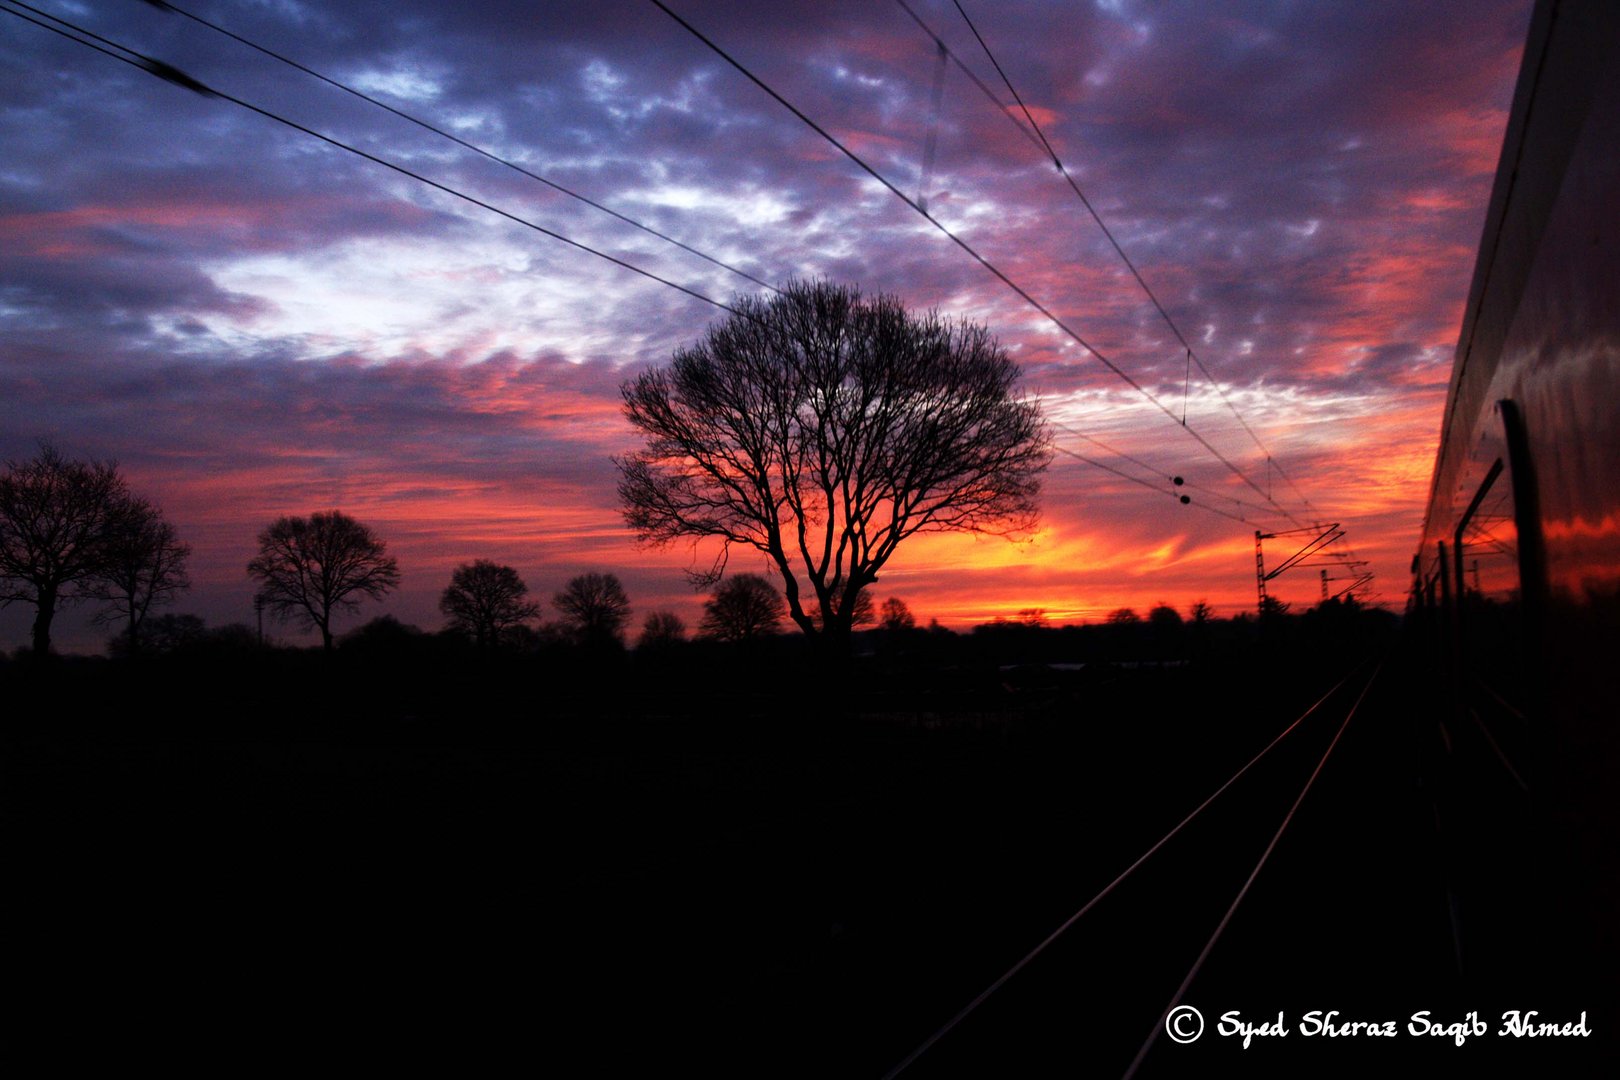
[802,585,874,633]
[1148,602,1184,630]
[699,573,785,642]
[246,510,401,650]
[849,589,875,628]
[637,610,687,650]
[341,614,427,655]
[879,597,916,632]
[553,572,631,648]
[88,497,191,656]
[1260,595,1292,620]
[618,279,1050,649]
[0,444,133,656]
[121,612,207,656]
[439,559,540,651]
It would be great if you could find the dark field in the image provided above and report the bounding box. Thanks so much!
[6,637,1613,1076]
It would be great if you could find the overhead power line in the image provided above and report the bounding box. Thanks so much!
[1050,421,1282,523]
[938,0,1381,583]
[896,0,1373,568]
[138,0,781,296]
[945,0,1321,529]
[649,0,1303,525]
[1051,440,1257,526]
[889,0,1047,156]
[22,0,1365,585]
[3,1,747,322]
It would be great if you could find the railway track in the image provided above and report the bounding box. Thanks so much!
[866,657,1501,1078]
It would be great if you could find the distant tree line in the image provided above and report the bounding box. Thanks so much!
[0,445,865,658]
[1,447,1385,667]
[0,444,190,656]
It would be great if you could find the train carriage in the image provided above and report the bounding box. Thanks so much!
[1411,0,1619,1016]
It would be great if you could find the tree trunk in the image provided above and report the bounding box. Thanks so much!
[822,617,853,654]
[31,585,56,657]
[813,616,855,680]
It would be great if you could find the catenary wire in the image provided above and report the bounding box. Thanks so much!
[6,0,1276,544]
[25,0,1365,595]
[2,2,751,323]
[137,0,781,295]
[896,0,1309,522]
[947,0,1322,528]
[944,0,1382,588]
[649,0,1299,520]
[1048,428,1282,526]
[1051,421,1280,520]
[668,0,1373,597]
[889,0,1047,156]
[140,0,1330,550]
[1052,442,1257,526]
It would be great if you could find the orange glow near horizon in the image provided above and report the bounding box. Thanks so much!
[0,0,1534,651]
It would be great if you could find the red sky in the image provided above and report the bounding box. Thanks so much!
[0,0,1533,650]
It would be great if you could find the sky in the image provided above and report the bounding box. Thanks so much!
[0,0,1534,651]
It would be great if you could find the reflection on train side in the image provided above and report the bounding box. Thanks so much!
[1407,0,1617,1014]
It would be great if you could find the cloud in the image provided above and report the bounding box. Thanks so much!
[0,0,1536,649]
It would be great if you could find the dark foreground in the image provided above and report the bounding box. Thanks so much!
[6,642,1614,1077]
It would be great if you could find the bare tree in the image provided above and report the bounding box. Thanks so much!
[699,573,785,642]
[879,597,917,633]
[637,610,687,650]
[0,444,133,656]
[247,510,401,650]
[618,279,1049,649]
[799,584,873,633]
[439,559,540,650]
[553,572,631,648]
[88,497,191,656]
